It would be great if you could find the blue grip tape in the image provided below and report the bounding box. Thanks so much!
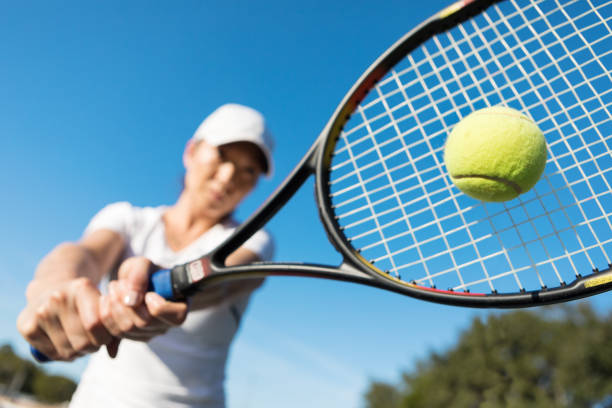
[31,345,50,363]
[149,269,175,300]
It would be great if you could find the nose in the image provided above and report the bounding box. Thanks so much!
[216,161,236,185]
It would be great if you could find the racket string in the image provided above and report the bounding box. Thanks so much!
[364,186,612,276]
[387,61,485,290]
[380,71,466,286]
[505,3,612,273]
[335,126,611,243]
[328,0,612,295]
[476,0,612,286]
[333,126,611,247]
[346,104,406,277]
[330,44,610,185]
[329,87,609,226]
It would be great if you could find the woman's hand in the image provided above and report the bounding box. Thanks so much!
[17,235,124,362]
[17,276,114,361]
[99,257,188,343]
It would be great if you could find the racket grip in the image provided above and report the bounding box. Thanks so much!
[150,261,208,301]
[148,269,178,301]
[30,346,51,363]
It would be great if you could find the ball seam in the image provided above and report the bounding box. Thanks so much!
[451,174,522,195]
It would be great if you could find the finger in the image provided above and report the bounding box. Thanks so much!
[144,292,188,326]
[36,294,77,361]
[17,309,57,359]
[53,288,99,356]
[74,280,113,347]
[108,281,153,334]
[100,294,121,337]
[101,281,171,342]
[118,257,154,306]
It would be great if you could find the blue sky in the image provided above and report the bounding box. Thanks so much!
[2,1,612,407]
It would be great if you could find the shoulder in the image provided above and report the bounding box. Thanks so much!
[85,202,166,239]
[89,201,165,224]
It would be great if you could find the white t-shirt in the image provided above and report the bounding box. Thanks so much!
[69,202,273,408]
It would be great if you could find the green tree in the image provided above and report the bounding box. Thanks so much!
[364,381,401,408]
[0,344,77,403]
[31,372,78,403]
[364,303,612,408]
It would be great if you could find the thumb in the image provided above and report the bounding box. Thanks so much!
[117,257,156,306]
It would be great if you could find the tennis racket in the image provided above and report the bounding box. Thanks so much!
[31,0,612,361]
[156,0,612,307]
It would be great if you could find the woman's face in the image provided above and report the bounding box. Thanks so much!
[183,140,264,219]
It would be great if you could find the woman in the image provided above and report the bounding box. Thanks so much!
[17,103,275,407]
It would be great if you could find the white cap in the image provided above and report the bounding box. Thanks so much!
[192,103,275,177]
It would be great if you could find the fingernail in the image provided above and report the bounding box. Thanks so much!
[124,291,141,306]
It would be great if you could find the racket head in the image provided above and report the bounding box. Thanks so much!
[314,0,612,306]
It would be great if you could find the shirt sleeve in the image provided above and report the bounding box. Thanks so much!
[242,229,274,262]
[83,201,135,241]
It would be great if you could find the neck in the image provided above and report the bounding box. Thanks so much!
[163,193,224,251]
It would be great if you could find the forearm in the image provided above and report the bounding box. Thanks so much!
[26,229,124,301]
[19,230,126,360]
[26,242,104,301]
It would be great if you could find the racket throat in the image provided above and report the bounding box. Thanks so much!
[171,259,212,299]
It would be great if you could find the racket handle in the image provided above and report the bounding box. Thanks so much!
[149,263,205,301]
[148,269,177,300]
[30,346,51,363]
[150,261,208,301]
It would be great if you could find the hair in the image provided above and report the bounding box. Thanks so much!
[252,146,268,175]
[193,138,268,174]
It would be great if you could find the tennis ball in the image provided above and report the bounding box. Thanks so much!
[444,106,547,202]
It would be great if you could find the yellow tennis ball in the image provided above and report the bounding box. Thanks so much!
[444,106,547,202]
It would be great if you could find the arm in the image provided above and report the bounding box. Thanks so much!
[17,229,125,360]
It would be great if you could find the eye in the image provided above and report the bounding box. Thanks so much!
[217,148,228,162]
[238,167,258,182]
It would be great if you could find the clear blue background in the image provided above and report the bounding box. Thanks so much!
[2,1,611,407]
